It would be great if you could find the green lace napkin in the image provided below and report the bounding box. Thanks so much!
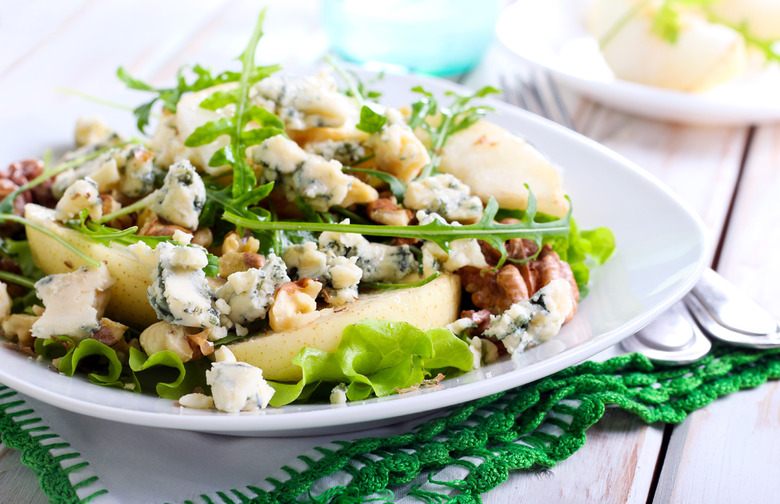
[2,344,779,504]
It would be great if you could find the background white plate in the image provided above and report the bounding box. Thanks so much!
[0,71,708,436]
[496,0,780,125]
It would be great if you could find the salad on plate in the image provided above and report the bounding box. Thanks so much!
[0,11,614,414]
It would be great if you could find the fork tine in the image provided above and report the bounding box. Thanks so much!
[500,70,577,133]
[544,72,576,132]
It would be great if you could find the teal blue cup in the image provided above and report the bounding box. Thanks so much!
[322,0,501,76]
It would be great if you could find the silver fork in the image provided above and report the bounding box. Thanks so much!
[500,71,780,363]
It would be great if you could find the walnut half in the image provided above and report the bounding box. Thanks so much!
[458,244,578,321]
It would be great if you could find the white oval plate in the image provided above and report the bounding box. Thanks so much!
[496,0,780,125]
[0,71,708,436]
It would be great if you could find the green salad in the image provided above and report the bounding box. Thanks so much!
[0,10,614,413]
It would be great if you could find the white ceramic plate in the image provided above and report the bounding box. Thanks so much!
[496,0,780,125]
[0,71,707,436]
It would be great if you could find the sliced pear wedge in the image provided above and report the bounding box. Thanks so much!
[228,273,462,381]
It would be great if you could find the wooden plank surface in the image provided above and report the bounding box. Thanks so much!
[653,122,780,503]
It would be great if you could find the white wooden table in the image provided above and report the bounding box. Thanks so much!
[2,2,779,502]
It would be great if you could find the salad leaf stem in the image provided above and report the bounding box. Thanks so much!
[224,194,571,267]
[0,270,35,289]
[0,214,100,268]
[54,87,136,112]
[364,271,441,291]
[97,193,154,224]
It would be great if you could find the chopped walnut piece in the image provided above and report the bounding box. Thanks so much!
[90,318,129,346]
[186,328,215,359]
[100,194,134,229]
[221,231,260,255]
[366,197,412,227]
[459,309,493,336]
[0,159,56,220]
[218,252,266,278]
[269,278,323,332]
[458,244,579,320]
[138,210,191,237]
[2,313,39,349]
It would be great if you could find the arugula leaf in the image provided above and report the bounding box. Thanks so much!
[411,85,500,179]
[70,208,171,248]
[224,190,571,269]
[356,104,387,133]
[342,166,406,201]
[117,62,281,133]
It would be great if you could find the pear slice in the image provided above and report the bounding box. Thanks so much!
[228,273,461,381]
[437,120,569,218]
[24,204,159,328]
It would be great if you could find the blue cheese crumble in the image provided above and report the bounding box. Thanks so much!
[281,241,363,306]
[149,160,206,231]
[54,177,102,223]
[31,264,114,341]
[404,173,484,223]
[483,279,573,355]
[201,347,275,413]
[147,242,220,330]
[216,253,290,326]
[319,228,417,284]
[253,135,377,212]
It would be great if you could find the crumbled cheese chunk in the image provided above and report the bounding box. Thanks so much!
[117,145,155,197]
[75,116,112,148]
[54,178,102,223]
[330,383,349,405]
[282,241,363,306]
[148,242,219,329]
[31,264,115,341]
[206,357,275,413]
[405,173,484,223]
[178,393,214,410]
[253,135,355,211]
[305,139,366,165]
[319,230,418,284]
[365,107,430,182]
[149,160,206,231]
[217,254,290,326]
[0,281,12,324]
[252,72,357,130]
[483,279,573,355]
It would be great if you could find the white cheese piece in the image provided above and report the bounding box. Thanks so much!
[304,139,366,165]
[54,178,102,223]
[178,393,214,410]
[282,242,363,306]
[330,383,349,405]
[252,71,358,130]
[318,229,418,284]
[206,360,275,413]
[421,239,487,274]
[217,254,290,326]
[118,145,155,197]
[483,279,573,355]
[147,242,219,329]
[0,281,11,324]
[366,107,431,182]
[254,135,372,211]
[405,174,484,223]
[75,116,112,148]
[149,160,206,231]
[31,264,115,341]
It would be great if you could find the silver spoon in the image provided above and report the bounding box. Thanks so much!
[620,268,780,363]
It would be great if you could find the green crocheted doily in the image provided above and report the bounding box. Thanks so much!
[2,344,780,504]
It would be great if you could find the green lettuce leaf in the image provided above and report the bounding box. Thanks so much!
[128,347,207,400]
[57,338,125,388]
[268,319,473,407]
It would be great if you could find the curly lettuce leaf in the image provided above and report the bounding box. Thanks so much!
[268,319,473,407]
[128,347,208,400]
[56,338,125,388]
